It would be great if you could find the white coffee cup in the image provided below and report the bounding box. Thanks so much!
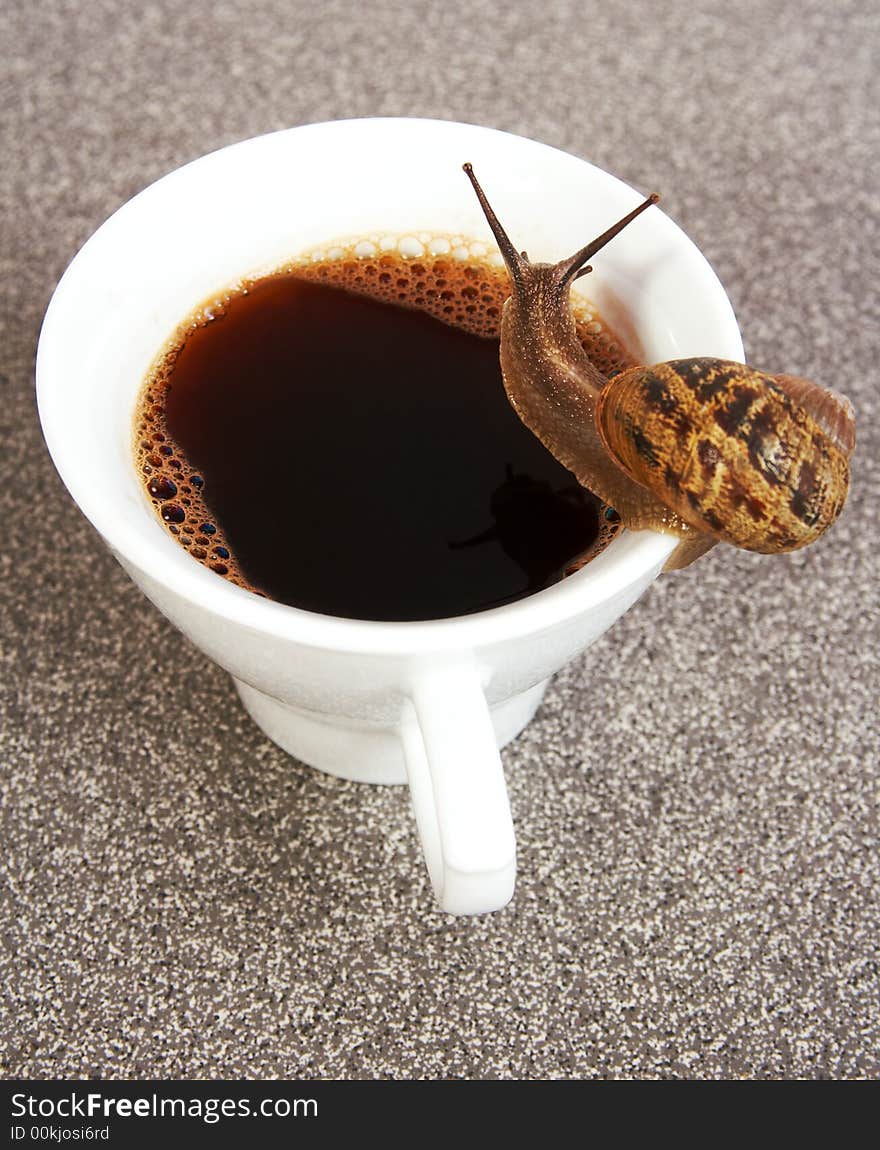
[37,118,743,915]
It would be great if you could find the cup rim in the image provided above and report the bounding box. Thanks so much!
[37,117,743,656]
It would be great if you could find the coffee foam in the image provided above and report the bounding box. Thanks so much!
[279,233,637,376]
[135,239,635,596]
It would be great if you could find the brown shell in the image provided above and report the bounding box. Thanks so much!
[596,359,853,553]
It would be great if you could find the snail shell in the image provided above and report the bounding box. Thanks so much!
[596,359,855,553]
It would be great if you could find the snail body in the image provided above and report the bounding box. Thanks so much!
[462,163,855,570]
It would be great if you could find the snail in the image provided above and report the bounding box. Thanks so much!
[462,163,855,570]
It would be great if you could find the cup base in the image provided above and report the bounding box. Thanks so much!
[233,677,550,785]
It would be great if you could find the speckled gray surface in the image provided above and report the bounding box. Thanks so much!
[2,0,878,1080]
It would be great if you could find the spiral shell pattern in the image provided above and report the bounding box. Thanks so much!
[596,359,852,552]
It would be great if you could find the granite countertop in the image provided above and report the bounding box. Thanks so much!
[2,0,877,1078]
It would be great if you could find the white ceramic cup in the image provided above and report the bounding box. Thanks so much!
[37,118,743,915]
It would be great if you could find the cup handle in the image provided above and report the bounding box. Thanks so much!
[401,662,516,915]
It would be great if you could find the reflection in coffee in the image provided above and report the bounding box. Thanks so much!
[134,240,635,621]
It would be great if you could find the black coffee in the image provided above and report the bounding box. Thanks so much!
[135,245,633,621]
